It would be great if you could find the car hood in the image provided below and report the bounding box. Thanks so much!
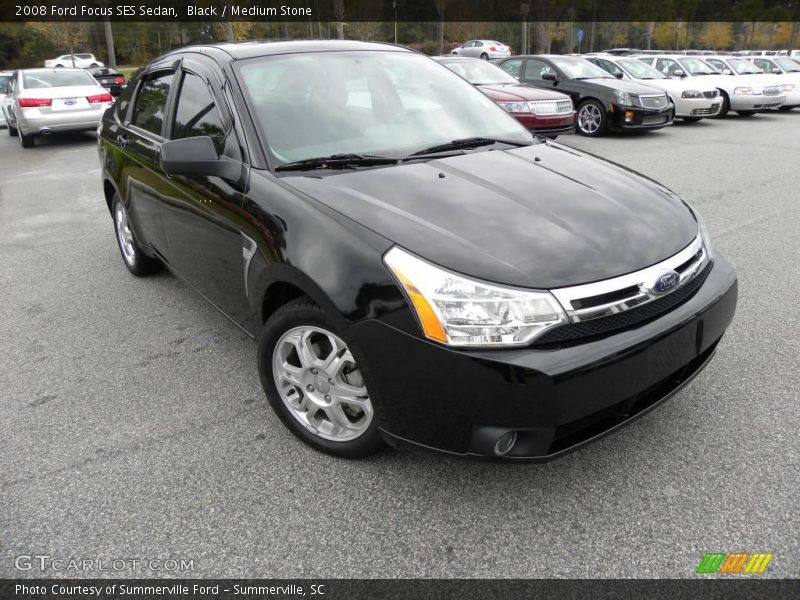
[478,84,571,102]
[580,78,667,95]
[634,77,716,94]
[282,143,698,289]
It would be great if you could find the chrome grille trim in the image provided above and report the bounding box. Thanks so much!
[639,94,669,109]
[550,235,708,324]
[529,99,574,115]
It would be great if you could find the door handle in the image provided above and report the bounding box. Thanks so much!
[115,133,128,148]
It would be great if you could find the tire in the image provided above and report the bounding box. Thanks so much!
[257,297,384,458]
[111,195,162,276]
[715,91,730,118]
[7,117,17,137]
[18,128,34,148]
[778,105,795,111]
[480,53,489,60]
[55,64,64,68]
[576,99,607,137]
[90,63,99,68]
[736,110,756,117]
[682,116,702,122]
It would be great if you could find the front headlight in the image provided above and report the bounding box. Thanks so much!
[497,101,530,113]
[613,89,633,106]
[681,90,703,98]
[384,247,567,347]
[734,86,763,95]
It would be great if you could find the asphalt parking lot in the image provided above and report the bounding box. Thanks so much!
[1,114,798,579]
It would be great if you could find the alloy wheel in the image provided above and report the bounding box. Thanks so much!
[114,202,136,266]
[272,326,373,442]
[577,103,602,135]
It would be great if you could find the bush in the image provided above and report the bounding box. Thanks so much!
[403,40,461,56]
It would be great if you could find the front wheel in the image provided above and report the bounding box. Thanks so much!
[90,63,99,68]
[778,105,795,111]
[258,297,384,458]
[7,117,17,137]
[736,110,756,117]
[576,100,607,137]
[111,195,162,276]
[715,91,730,118]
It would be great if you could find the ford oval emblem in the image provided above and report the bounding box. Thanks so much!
[650,270,680,295]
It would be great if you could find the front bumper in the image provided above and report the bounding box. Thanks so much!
[608,103,673,130]
[513,112,576,138]
[673,96,721,117]
[729,93,786,111]
[350,254,737,461]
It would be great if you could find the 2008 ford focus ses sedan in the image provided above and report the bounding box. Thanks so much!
[98,41,737,460]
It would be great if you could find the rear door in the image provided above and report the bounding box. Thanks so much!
[121,65,178,255]
[157,56,251,323]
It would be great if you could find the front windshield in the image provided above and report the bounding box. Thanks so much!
[23,70,97,88]
[618,59,668,79]
[440,59,518,85]
[775,57,800,72]
[549,57,612,79]
[679,58,716,75]
[728,58,762,74]
[237,51,531,165]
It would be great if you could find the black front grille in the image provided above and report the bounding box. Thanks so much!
[536,262,712,346]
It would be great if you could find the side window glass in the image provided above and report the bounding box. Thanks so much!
[602,60,623,76]
[172,72,226,154]
[132,71,174,136]
[500,59,522,77]
[523,59,549,80]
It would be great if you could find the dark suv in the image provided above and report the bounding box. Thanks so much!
[496,54,673,136]
[98,41,736,461]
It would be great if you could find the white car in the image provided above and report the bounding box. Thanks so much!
[44,53,104,69]
[636,54,785,117]
[451,40,511,60]
[745,56,800,110]
[586,55,721,121]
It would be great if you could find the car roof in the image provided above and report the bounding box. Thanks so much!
[159,39,412,63]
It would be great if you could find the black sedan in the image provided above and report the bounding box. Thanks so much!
[98,41,736,461]
[496,54,673,136]
[88,67,126,96]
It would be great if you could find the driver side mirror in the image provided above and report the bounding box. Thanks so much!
[542,72,558,82]
[160,136,241,181]
[771,67,781,74]
[672,69,685,78]
[614,71,624,79]
[722,68,732,75]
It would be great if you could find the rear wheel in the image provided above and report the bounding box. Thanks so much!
[737,110,756,117]
[111,195,162,276]
[258,297,384,458]
[480,53,489,60]
[18,128,34,148]
[576,99,607,137]
[90,63,99,68]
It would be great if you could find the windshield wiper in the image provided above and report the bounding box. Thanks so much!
[407,137,531,158]
[275,153,397,172]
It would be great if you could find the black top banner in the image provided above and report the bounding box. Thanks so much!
[1,0,798,23]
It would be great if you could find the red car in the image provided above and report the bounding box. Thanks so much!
[434,55,575,138]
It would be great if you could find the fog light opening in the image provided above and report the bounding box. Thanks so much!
[493,431,518,457]
[625,110,634,122]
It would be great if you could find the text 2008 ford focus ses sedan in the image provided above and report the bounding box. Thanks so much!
[98,41,737,460]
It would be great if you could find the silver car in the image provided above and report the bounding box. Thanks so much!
[0,71,13,128]
[4,68,114,148]
[451,40,511,60]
